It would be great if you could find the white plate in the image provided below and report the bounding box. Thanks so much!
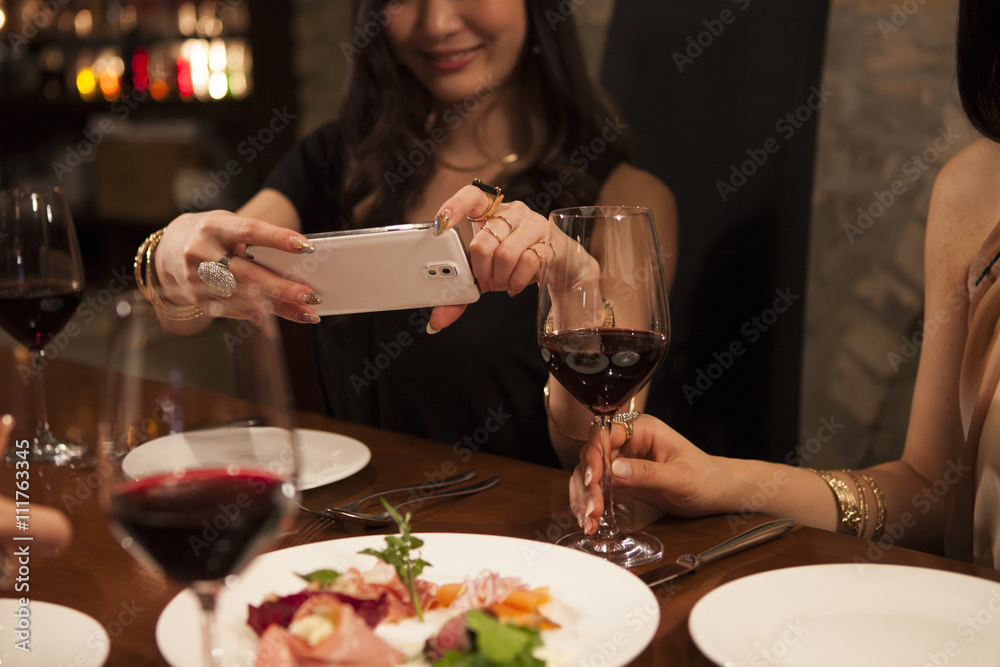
[690,563,1000,666]
[156,533,659,667]
[0,599,110,666]
[122,427,371,491]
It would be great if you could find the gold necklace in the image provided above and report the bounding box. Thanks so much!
[436,151,520,172]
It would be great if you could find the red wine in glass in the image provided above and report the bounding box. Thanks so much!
[0,281,83,351]
[540,328,669,415]
[0,187,87,464]
[108,468,294,584]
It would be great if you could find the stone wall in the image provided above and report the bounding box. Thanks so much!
[287,1,974,468]
[800,0,975,468]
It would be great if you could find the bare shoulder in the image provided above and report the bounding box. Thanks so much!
[598,163,678,284]
[926,138,1000,287]
[598,163,676,216]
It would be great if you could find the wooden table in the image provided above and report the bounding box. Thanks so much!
[4,354,1000,666]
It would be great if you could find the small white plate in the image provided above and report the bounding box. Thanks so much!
[0,599,110,666]
[122,427,371,491]
[156,532,659,667]
[690,563,1000,666]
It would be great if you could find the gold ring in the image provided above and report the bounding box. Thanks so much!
[481,225,504,244]
[528,241,555,265]
[492,215,513,235]
[613,411,639,442]
[466,178,504,223]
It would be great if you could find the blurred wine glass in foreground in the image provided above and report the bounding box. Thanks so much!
[0,187,86,464]
[99,295,299,666]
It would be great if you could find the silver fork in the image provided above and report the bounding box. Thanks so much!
[298,475,500,526]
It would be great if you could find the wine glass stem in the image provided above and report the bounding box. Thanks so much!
[195,583,224,667]
[593,415,621,541]
[30,349,56,447]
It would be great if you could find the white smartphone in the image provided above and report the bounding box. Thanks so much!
[244,223,480,316]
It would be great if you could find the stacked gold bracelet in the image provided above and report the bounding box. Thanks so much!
[542,381,636,443]
[809,468,886,540]
[134,229,204,321]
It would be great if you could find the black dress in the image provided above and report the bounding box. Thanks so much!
[263,122,618,467]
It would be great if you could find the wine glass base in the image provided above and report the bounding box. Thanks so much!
[2,439,89,465]
[557,530,664,568]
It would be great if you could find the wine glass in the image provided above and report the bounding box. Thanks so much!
[0,186,87,464]
[539,205,670,568]
[98,294,299,666]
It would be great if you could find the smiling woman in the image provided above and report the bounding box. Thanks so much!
[140,0,678,469]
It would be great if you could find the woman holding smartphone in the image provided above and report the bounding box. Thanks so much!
[141,0,677,468]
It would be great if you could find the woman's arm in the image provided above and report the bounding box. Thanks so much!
[572,141,999,551]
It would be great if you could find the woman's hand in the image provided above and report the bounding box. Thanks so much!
[154,211,323,324]
[569,415,731,534]
[429,184,559,331]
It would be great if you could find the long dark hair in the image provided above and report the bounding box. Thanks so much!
[957,0,1000,142]
[338,0,631,227]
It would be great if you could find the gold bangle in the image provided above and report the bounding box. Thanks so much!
[810,469,861,537]
[543,381,588,443]
[135,229,204,321]
[543,381,637,443]
[841,469,869,539]
[860,473,887,541]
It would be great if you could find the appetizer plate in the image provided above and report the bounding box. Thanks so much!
[0,599,110,666]
[122,427,371,491]
[156,532,660,666]
[690,563,1000,666]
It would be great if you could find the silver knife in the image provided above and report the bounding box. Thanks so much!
[639,519,795,587]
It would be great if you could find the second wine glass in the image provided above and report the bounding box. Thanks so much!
[0,186,87,464]
[99,294,299,666]
[539,205,670,568]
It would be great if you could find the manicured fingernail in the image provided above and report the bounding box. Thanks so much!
[293,237,315,253]
[297,312,321,324]
[299,292,322,305]
[583,466,593,487]
[612,458,631,480]
[585,498,595,517]
[426,322,440,335]
[433,211,451,236]
[576,511,585,528]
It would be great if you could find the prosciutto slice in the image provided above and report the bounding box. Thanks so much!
[254,594,404,666]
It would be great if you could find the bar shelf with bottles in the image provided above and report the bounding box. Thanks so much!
[0,0,255,106]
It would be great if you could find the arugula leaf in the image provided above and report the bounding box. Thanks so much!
[296,569,341,587]
[359,499,430,621]
[434,610,544,667]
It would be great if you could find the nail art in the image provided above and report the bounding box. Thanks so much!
[433,210,451,236]
[583,466,593,487]
[299,293,322,305]
[297,312,321,324]
[293,237,315,253]
[426,322,440,335]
